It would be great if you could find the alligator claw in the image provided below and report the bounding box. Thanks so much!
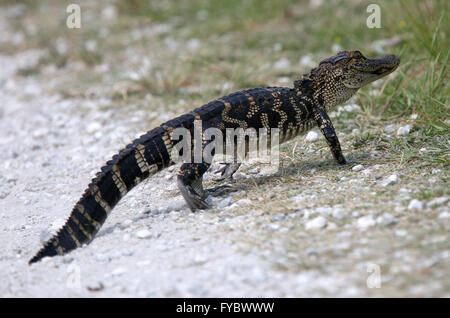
[213,163,241,181]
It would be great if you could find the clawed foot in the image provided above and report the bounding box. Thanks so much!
[213,163,241,181]
[177,179,211,211]
[205,184,237,197]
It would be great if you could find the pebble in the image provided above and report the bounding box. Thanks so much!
[397,125,411,136]
[86,122,101,134]
[268,223,280,230]
[382,174,398,186]
[395,229,407,237]
[299,55,314,67]
[272,214,286,222]
[327,222,338,230]
[408,199,423,211]
[120,219,133,229]
[32,127,49,138]
[384,124,395,134]
[247,167,260,175]
[352,164,364,172]
[111,268,127,276]
[376,213,398,226]
[305,131,318,142]
[216,196,233,208]
[419,147,427,155]
[332,208,346,220]
[438,212,450,219]
[236,198,252,205]
[273,57,291,70]
[305,216,327,230]
[136,229,152,239]
[427,197,448,208]
[101,5,118,21]
[356,215,375,229]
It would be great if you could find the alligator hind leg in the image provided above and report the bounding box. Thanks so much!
[177,162,211,211]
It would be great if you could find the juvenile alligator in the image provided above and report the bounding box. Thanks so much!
[29,50,399,264]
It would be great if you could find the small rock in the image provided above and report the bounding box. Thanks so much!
[62,256,74,264]
[247,167,260,175]
[86,122,101,134]
[438,212,450,219]
[33,127,49,138]
[408,199,423,211]
[305,131,318,142]
[136,229,152,239]
[382,174,398,186]
[299,55,314,67]
[427,196,448,208]
[101,5,118,20]
[374,174,382,180]
[384,124,395,134]
[327,222,338,230]
[397,125,411,136]
[273,57,291,70]
[356,215,375,229]
[272,214,286,221]
[376,213,397,226]
[332,208,346,220]
[395,229,407,237]
[216,196,233,208]
[419,147,427,155]
[352,164,364,172]
[111,268,127,276]
[268,223,280,230]
[305,216,327,230]
[236,198,252,205]
[120,219,133,229]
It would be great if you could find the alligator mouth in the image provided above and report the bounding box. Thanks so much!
[371,66,396,75]
[371,57,400,76]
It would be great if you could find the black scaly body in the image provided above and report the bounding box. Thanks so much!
[30,51,400,264]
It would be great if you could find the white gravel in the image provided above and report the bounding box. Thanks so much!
[305,131,318,142]
[382,174,398,186]
[305,216,327,230]
[397,125,411,136]
[408,199,423,211]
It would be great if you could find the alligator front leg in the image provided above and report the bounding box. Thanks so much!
[313,106,348,165]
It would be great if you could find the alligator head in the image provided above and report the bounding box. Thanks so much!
[295,50,400,108]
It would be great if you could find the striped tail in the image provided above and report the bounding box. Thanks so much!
[29,126,174,264]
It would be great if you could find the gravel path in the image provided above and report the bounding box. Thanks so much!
[0,51,352,297]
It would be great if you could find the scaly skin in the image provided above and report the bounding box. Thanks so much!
[29,50,399,264]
